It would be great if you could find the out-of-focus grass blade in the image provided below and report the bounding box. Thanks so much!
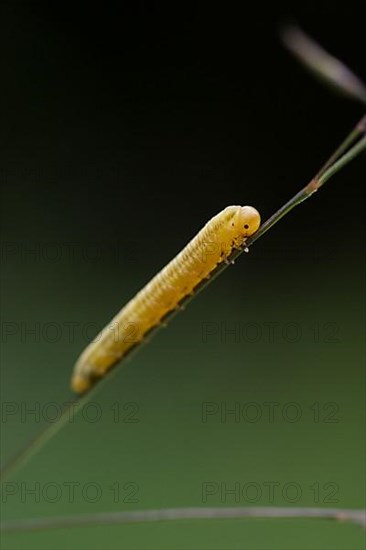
[282,25,366,104]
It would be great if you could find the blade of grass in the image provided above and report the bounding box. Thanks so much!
[281,25,366,104]
[1,506,365,533]
[247,120,366,247]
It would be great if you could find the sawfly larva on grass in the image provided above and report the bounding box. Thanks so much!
[2,26,365,485]
[71,205,260,394]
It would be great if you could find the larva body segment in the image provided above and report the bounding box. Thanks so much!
[71,205,260,393]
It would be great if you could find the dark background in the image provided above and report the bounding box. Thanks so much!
[1,2,365,550]
[1,0,365,257]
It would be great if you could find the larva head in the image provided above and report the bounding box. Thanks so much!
[236,206,261,237]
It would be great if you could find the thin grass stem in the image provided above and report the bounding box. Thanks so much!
[1,506,365,533]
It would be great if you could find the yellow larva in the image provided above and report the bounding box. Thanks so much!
[71,205,260,394]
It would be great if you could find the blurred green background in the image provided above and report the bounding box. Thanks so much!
[1,1,365,549]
